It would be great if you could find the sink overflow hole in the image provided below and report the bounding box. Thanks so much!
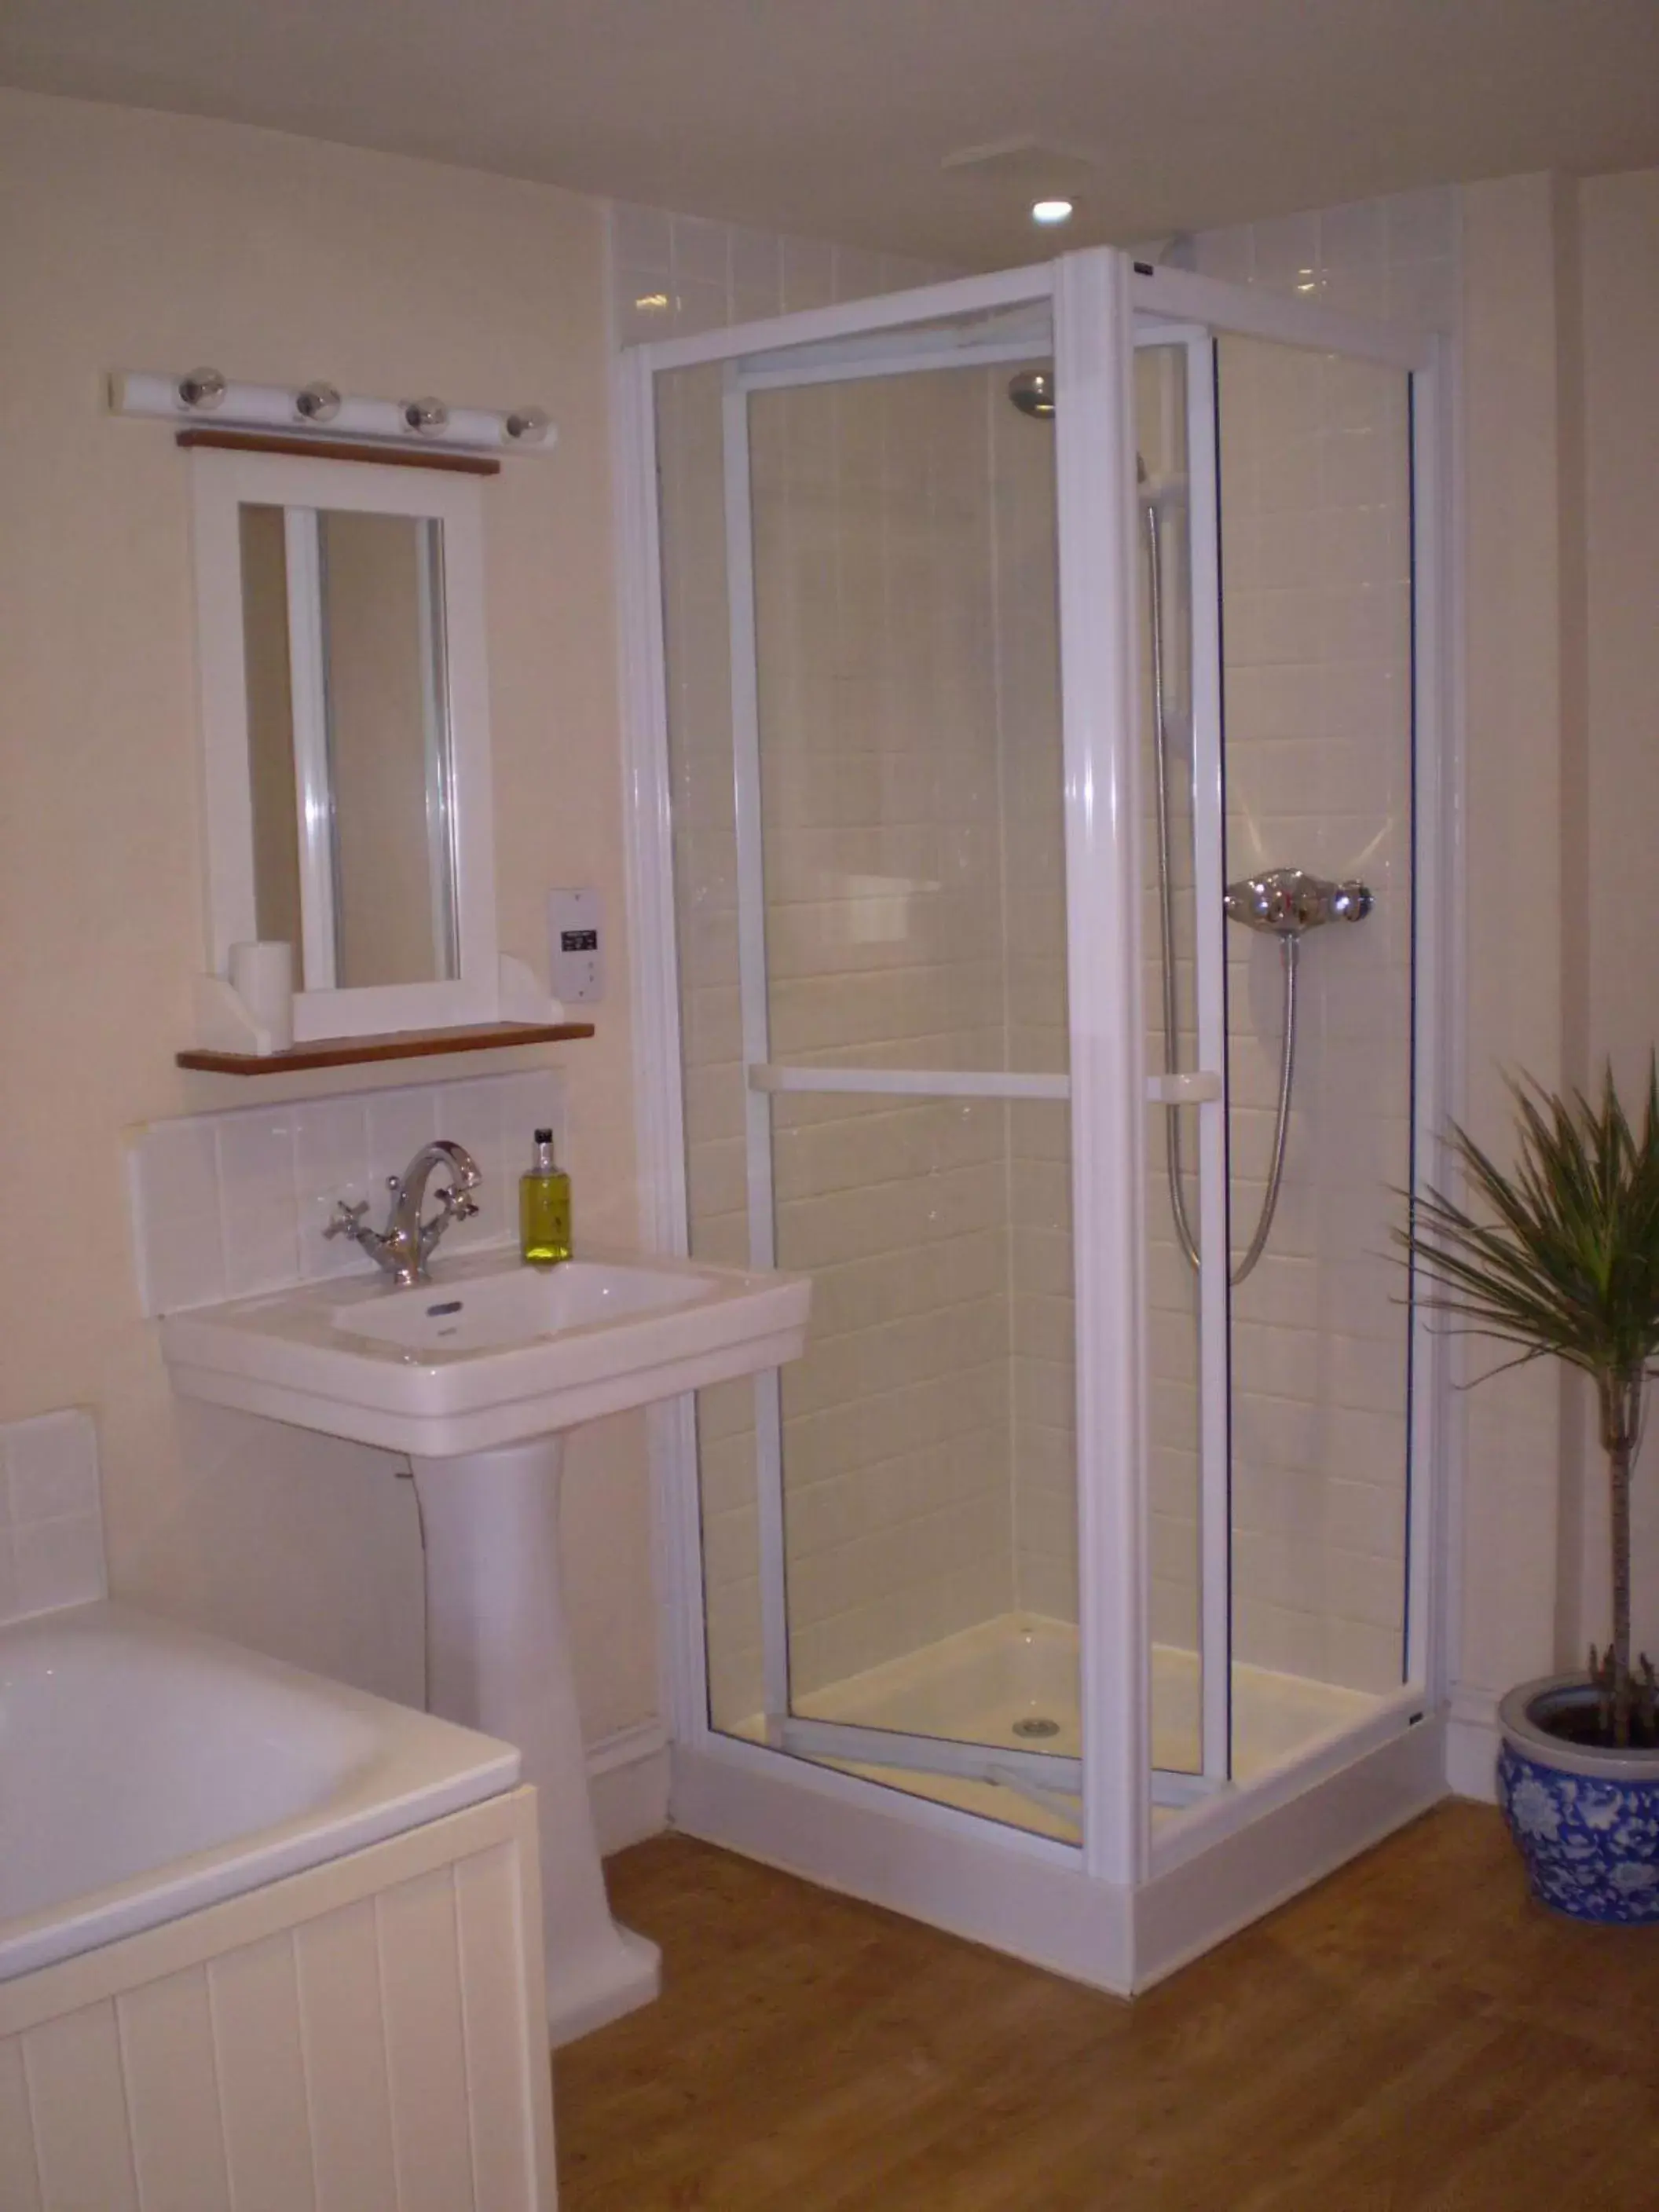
[426,1300,463,1317]
[1013,1716,1060,1740]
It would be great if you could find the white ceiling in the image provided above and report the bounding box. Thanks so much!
[3,0,1657,264]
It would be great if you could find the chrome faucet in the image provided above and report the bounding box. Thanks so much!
[325,1139,482,1288]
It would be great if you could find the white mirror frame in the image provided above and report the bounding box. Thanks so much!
[190,447,500,1042]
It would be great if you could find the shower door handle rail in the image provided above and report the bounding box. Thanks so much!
[1144,1071,1222,1104]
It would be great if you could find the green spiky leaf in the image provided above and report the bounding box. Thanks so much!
[1399,1060,1659,1391]
[1399,1058,1659,1745]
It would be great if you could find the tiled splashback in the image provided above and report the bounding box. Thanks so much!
[127,1070,567,1317]
[0,1409,106,1625]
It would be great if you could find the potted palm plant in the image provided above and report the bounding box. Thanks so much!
[1402,1064,1659,1921]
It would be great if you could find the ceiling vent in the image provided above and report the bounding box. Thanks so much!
[939,135,1101,197]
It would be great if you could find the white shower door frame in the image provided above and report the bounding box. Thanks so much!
[622,248,1154,1885]
[617,246,1452,1927]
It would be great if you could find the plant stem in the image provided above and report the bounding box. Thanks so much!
[1600,1371,1642,1749]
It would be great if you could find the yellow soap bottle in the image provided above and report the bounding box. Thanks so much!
[519,1127,572,1265]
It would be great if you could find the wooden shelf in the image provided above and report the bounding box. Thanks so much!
[176,427,501,476]
[177,1020,595,1075]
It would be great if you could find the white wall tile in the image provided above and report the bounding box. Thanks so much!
[293,1097,372,1282]
[5,1408,101,1522]
[1383,185,1456,263]
[614,270,676,346]
[13,1513,107,1616]
[670,213,731,287]
[0,1408,105,1623]
[670,276,729,337]
[364,1090,440,1197]
[128,1119,226,1315]
[730,227,782,308]
[218,1112,300,1298]
[610,202,671,274]
[128,1072,566,1316]
[782,237,837,312]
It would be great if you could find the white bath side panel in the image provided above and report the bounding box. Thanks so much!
[210,1932,320,2210]
[117,1968,232,2212]
[376,1869,476,2212]
[21,2001,141,2211]
[0,1792,553,2212]
[455,1845,542,2212]
[0,2038,41,2212]
[294,1898,399,2212]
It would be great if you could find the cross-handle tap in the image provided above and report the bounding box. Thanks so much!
[324,1138,482,1288]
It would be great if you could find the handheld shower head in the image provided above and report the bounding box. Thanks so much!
[1223,868,1373,938]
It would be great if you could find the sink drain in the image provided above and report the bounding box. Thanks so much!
[1012,1716,1060,1740]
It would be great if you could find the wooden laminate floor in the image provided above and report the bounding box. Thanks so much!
[553,1804,1659,2210]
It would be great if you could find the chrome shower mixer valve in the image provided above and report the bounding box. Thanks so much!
[1222,869,1374,935]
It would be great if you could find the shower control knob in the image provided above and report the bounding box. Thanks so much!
[1223,868,1374,937]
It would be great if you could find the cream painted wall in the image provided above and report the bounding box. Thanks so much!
[1575,167,1659,1666]
[1451,176,1577,1723]
[1453,168,1659,1739]
[0,89,656,1742]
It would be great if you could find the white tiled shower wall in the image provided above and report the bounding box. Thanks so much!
[622,186,1455,1717]
[127,1070,566,1316]
[610,204,953,341]
[0,1409,106,1625]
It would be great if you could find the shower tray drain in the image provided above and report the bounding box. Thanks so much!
[1012,1716,1060,1740]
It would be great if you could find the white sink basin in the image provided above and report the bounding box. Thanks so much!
[162,1247,811,1456]
[162,1238,811,2049]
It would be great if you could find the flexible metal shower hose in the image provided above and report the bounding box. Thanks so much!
[1145,496,1297,1287]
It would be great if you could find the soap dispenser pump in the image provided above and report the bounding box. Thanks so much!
[519,1127,572,1265]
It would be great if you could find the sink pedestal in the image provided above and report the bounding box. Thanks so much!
[411,1437,661,2046]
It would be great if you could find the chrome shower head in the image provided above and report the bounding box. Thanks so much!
[1223,868,1372,937]
[1006,367,1056,419]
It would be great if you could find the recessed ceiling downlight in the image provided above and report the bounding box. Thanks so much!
[1031,197,1074,225]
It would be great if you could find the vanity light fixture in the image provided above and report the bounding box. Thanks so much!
[109,369,558,456]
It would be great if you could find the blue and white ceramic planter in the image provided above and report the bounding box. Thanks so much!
[1497,1675,1659,1925]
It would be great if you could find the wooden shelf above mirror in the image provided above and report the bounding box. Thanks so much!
[177,1020,595,1075]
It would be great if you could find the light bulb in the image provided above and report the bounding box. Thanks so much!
[505,406,549,444]
[401,396,449,436]
[295,381,342,423]
[177,366,227,410]
[1031,199,1074,226]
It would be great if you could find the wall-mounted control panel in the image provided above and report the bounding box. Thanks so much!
[548,886,603,1004]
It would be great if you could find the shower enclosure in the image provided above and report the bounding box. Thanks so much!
[617,248,1450,1988]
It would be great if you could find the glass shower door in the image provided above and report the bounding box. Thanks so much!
[660,302,1087,1840]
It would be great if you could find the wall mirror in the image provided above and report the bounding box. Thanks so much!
[191,449,500,1040]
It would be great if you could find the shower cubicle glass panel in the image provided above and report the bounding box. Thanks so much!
[1135,317,1419,1794]
[657,306,1090,1841]
[1217,335,1415,1760]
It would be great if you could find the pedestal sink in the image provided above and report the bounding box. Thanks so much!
[162,1247,811,2044]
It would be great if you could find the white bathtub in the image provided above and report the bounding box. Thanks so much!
[0,1599,520,1981]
